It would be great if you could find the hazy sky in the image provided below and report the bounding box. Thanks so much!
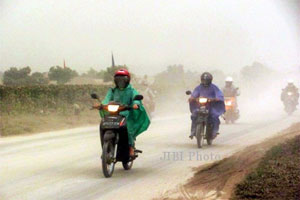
[0,0,299,75]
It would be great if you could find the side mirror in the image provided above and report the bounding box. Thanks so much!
[186,90,192,95]
[134,95,144,101]
[91,93,99,100]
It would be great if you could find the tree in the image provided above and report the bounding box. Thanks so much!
[81,68,106,79]
[0,71,3,85]
[3,67,50,86]
[31,72,49,85]
[153,64,187,92]
[3,67,31,85]
[48,66,78,84]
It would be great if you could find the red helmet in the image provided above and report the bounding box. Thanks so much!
[114,69,130,77]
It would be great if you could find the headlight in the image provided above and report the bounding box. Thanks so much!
[287,92,293,96]
[199,98,208,104]
[225,101,232,106]
[108,105,120,112]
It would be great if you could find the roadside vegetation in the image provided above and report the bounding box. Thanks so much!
[233,135,300,200]
[156,122,300,200]
[0,85,110,136]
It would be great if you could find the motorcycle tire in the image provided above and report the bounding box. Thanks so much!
[196,124,204,148]
[102,141,115,178]
[122,160,134,170]
[206,124,213,145]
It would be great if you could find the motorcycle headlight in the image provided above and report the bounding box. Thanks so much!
[107,105,120,112]
[199,98,208,104]
[225,101,232,106]
[287,92,293,96]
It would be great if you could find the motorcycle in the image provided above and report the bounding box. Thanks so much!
[224,97,239,124]
[91,93,143,178]
[186,91,214,148]
[283,91,297,115]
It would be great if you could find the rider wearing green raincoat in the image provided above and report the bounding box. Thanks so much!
[99,69,150,155]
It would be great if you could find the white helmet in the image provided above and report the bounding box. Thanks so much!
[287,79,294,84]
[225,76,233,82]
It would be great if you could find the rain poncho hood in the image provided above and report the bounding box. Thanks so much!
[190,83,225,117]
[100,84,150,145]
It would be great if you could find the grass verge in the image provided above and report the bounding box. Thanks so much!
[0,111,100,136]
[232,135,300,200]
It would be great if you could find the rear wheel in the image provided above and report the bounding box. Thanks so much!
[122,160,134,170]
[196,124,204,148]
[102,142,115,178]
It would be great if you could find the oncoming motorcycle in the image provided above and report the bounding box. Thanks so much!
[186,91,214,148]
[91,93,143,178]
[283,91,297,115]
[224,97,239,124]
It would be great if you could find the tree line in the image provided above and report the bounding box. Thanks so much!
[0,65,127,86]
[0,61,277,87]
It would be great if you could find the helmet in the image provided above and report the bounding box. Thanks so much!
[225,76,233,87]
[225,77,233,82]
[114,69,130,77]
[114,69,130,89]
[201,72,213,87]
[287,79,294,84]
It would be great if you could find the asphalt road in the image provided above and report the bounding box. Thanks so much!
[1,111,299,200]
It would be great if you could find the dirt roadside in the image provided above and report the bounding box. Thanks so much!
[155,122,300,200]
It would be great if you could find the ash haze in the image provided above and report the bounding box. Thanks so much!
[0,0,299,75]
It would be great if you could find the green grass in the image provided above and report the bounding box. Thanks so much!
[232,135,300,200]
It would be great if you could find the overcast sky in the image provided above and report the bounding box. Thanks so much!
[0,0,299,75]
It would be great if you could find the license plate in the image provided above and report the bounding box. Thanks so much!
[103,122,120,126]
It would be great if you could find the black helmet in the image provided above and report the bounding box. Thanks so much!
[201,72,213,87]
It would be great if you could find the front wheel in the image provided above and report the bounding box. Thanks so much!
[122,160,134,170]
[196,124,204,148]
[102,142,115,178]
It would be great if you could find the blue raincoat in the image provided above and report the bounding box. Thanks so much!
[189,83,225,137]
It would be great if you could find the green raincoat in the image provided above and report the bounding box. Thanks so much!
[100,84,150,146]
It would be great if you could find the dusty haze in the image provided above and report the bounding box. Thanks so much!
[0,0,300,75]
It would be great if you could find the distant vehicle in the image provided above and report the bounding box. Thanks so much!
[282,90,297,115]
[224,97,239,124]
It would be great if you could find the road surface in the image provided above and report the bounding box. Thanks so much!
[1,111,299,200]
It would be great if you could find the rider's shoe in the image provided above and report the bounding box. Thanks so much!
[189,135,194,139]
[212,132,219,139]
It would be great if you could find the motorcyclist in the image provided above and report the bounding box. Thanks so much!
[189,72,225,139]
[93,69,150,156]
[222,77,240,97]
[222,76,240,111]
[281,80,299,105]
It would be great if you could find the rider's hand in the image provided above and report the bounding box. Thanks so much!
[188,97,195,103]
[133,104,139,109]
[93,103,101,109]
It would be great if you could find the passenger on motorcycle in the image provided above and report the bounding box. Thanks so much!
[189,72,225,139]
[281,80,299,105]
[93,69,150,156]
